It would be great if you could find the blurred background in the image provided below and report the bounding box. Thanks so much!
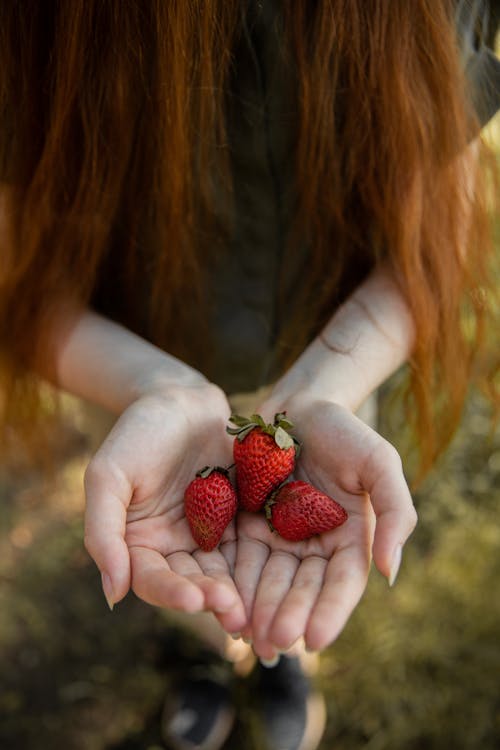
[1,94,499,750]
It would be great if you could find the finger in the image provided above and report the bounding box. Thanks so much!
[84,461,131,608]
[193,546,248,633]
[215,541,249,633]
[214,606,249,638]
[170,548,240,610]
[233,536,270,638]
[251,641,281,664]
[130,546,205,612]
[218,539,237,576]
[364,443,418,583]
[305,543,371,652]
[251,551,300,651]
[269,555,328,651]
[165,550,236,613]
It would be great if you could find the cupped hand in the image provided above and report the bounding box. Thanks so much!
[83,383,247,634]
[233,396,417,658]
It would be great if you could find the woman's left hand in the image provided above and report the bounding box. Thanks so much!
[231,395,417,660]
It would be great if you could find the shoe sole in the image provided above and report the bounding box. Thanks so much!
[161,699,236,750]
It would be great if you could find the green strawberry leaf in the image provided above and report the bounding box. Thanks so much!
[262,425,276,437]
[226,425,244,436]
[229,413,253,427]
[234,424,256,442]
[227,414,259,438]
[273,411,289,424]
[274,426,294,450]
[249,413,267,429]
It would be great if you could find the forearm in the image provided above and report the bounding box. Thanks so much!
[270,264,415,411]
[54,308,208,413]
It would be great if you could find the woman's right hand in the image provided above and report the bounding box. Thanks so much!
[83,382,247,634]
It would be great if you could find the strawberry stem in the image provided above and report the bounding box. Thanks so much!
[226,412,301,453]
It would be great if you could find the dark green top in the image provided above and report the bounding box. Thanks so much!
[209,0,298,391]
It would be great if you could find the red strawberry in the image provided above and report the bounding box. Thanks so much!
[266,480,348,541]
[184,466,237,552]
[226,412,299,512]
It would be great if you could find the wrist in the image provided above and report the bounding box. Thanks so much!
[132,359,209,400]
[266,340,368,416]
[136,376,230,421]
[55,309,225,415]
[267,265,415,415]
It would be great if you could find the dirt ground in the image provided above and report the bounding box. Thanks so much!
[0,385,499,750]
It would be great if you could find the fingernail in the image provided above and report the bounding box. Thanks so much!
[242,636,253,645]
[230,632,241,640]
[388,544,402,587]
[259,655,280,668]
[101,572,115,611]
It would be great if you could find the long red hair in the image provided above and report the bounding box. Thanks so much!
[0,0,497,476]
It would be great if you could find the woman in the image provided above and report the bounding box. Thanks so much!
[1,2,499,749]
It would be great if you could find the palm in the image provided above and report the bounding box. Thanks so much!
[232,399,414,656]
[84,390,247,632]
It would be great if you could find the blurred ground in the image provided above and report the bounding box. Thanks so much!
[0,384,499,750]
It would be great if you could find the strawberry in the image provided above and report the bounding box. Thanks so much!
[266,480,348,541]
[184,466,237,552]
[226,412,299,512]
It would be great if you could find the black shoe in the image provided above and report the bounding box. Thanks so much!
[161,662,236,750]
[251,655,326,750]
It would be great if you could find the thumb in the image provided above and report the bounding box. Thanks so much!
[83,458,132,609]
[365,443,418,585]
